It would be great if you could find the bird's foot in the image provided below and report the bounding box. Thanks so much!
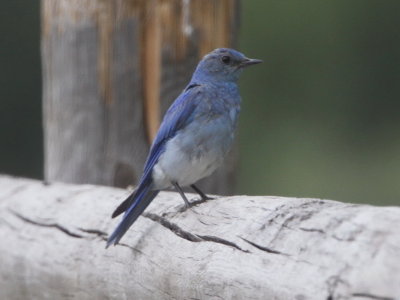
[189,195,215,206]
[190,184,214,202]
[198,195,214,201]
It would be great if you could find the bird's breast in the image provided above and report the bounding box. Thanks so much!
[152,108,238,189]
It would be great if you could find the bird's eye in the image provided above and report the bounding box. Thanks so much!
[221,56,231,64]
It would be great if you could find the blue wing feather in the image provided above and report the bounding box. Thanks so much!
[107,84,203,247]
[141,84,202,182]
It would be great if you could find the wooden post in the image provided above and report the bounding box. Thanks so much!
[41,0,239,193]
[1,175,399,299]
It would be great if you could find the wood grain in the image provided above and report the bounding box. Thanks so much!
[1,175,399,300]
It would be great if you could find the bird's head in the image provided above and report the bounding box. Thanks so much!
[192,48,262,83]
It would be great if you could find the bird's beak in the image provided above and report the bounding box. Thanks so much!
[240,58,263,68]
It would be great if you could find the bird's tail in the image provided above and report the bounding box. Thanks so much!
[106,185,159,248]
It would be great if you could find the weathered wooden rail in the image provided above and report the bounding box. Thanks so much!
[0,175,399,300]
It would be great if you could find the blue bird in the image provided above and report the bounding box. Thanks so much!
[106,48,261,247]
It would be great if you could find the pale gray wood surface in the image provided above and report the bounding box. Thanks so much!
[0,175,399,300]
[42,2,148,188]
[41,0,239,194]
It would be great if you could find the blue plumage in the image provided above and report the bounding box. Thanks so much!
[107,48,261,247]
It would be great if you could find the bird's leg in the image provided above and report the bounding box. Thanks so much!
[191,184,213,201]
[172,182,191,208]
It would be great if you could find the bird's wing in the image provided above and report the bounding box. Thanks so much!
[110,84,203,219]
[141,83,203,183]
[107,84,204,247]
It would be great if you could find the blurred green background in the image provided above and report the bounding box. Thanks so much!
[238,1,400,205]
[1,1,400,205]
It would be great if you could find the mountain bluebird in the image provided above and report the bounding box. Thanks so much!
[107,48,261,247]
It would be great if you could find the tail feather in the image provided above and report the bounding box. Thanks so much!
[106,187,159,248]
[111,191,136,218]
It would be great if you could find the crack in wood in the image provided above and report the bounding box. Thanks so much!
[10,210,110,242]
[352,292,394,300]
[78,227,108,237]
[143,212,248,252]
[326,264,351,300]
[331,225,364,242]
[10,208,247,253]
[113,241,147,254]
[299,227,325,234]
[11,210,83,239]
[269,214,297,244]
[264,201,325,244]
[143,212,203,242]
[198,235,249,253]
[240,237,287,255]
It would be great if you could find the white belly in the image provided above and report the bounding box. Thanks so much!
[151,116,234,189]
[152,137,223,189]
